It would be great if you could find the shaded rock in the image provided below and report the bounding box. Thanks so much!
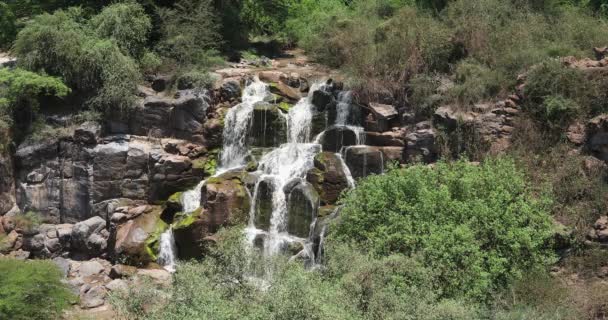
[312,89,333,112]
[306,152,349,205]
[74,122,101,145]
[344,146,384,179]
[249,102,287,148]
[152,75,170,92]
[220,80,241,101]
[586,114,608,161]
[286,182,318,238]
[320,126,358,153]
[71,216,107,257]
[253,179,274,231]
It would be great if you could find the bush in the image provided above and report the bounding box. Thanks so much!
[157,0,221,67]
[0,2,17,49]
[333,158,556,300]
[12,8,140,113]
[90,1,152,58]
[0,258,74,320]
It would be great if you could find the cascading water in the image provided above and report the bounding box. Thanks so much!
[220,78,269,170]
[158,229,178,272]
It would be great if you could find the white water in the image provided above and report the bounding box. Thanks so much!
[158,229,177,272]
[220,78,269,170]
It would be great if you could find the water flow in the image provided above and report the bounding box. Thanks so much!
[220,78,269,170]
[181,180,205,213]
[335,91,366,146]
[158,229,177,272]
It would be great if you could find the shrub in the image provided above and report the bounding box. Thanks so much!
[0,258,74,320]
[12,8,140,113]
[157,0,221,67]
[333,158,556,300]
[0,2,16,49]
[90,1,152,58]
[448,60,506,106]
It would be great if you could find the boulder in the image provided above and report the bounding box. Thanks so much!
[200,172,252,234]
[105,279,128,292]
[273,81,302,101]
[109,264,138,279]
[220,80,241,101]
[71,216,108,257]
[306,152,350,205]
[312,89,333,112]
[320,126,359,153]
[73,122,101,145]
[136,268,171,284]
[79,260,106,278]
[286,182,319,238]
[172,90,209,136]
[249,102,287,148]
[365,131,405,147]
[344,146,384,179]
[151,75,170,92]
[52,257,71,278]
[405,122,438,164]
[80,285,107,309]
[253,179,274,231]
[112,206,167,266]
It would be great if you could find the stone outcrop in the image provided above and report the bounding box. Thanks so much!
[586,114,608,161]
[14,125,209,224]
[344,146,385,179]
[111,206,167,265]
[306,152,350,205]
[249,102,288,148]
[71,216,108,258]
[588,216,608,245]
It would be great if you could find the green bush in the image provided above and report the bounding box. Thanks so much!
[157,0,221,67]
[90,1,152,58]
[12,8,140,113]
[333,158,556,300]
[0,258,75,320]
[0,2,17,49]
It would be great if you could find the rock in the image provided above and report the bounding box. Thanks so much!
[109,264,138,279]
[71,216,107,257]
[320,126,359,153]
[137,268,171,284]
[306,152,349,205]
[151,75,170,92]
[80,285,107,309]
[8,249,30,260]
[344,146,384,179]
[586,114,608,161]
[24,234,45,252]
[220,80,241,101]
[79,261,106,277]
[200,172,252,234]
[365,131,405,147]
[286,182,319,238]
[567,122,586,146]
[259,71,286,83]
[312,89,333,112]
[112,206,167,266]
[0,230,20,253]
[253,180,274,231]
[73,122,101,145]
[405,123,438,164]
[249,102,287,148]
[273,81,302,101]
[105,279,128,292]
[53,257,71,278]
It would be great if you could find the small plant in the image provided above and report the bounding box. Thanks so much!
[13,211,43,233]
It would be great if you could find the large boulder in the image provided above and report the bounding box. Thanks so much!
[306,152,350,205]
[253,179,274,231]
[344,146,384,179]
[404,122,438,164]
[320,126,359,153]
[286,182,319,238]
[249,102,287,148]
[201,172,252,233]
[112,206,167,266]
[71,216,108,258]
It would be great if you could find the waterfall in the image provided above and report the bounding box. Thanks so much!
[181,180,205,213]
[220,78,269,171]
[158,229,177,273]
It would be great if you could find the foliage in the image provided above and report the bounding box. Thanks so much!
[156,0,221,67]
[0,2,17,49]
[12,8,140,113]
[90,1,152,58]
[0,258,75,320]
[334,158,556,300]
[240,0,295,36]
[175,70,216,90]
[12,211,43,233]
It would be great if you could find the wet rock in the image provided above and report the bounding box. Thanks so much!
[201,172,252,234]
[286,182,318,238]
[306,152,349,205]
[272,81,302,101]
[312,89,333,112]
[320,126,358,153]
[249,102,287,148]
[344,146,384,179]
[253,179,274,231]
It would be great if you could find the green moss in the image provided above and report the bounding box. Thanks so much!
[167,191,183,205]
[192,157,217,177]
[145,218,169,261]
[278,101,292,112]
[173,209,201,230]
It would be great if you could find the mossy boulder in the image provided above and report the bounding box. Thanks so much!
[253,179,274,231]
[286,182,319,238]
[310,110,328,141]
[201,171,252,234]
[172,209,207,260]
[249,102,287,148]
[306,152,350,205]
[112,206,168,266]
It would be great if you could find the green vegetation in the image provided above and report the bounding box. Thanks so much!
[334,158,555,300]
[0,258,75,320]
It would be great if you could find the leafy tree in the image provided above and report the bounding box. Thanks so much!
[0,2,17,49]
[0,259,75,320]
[91,1,152,58]
[333,158,556,300]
